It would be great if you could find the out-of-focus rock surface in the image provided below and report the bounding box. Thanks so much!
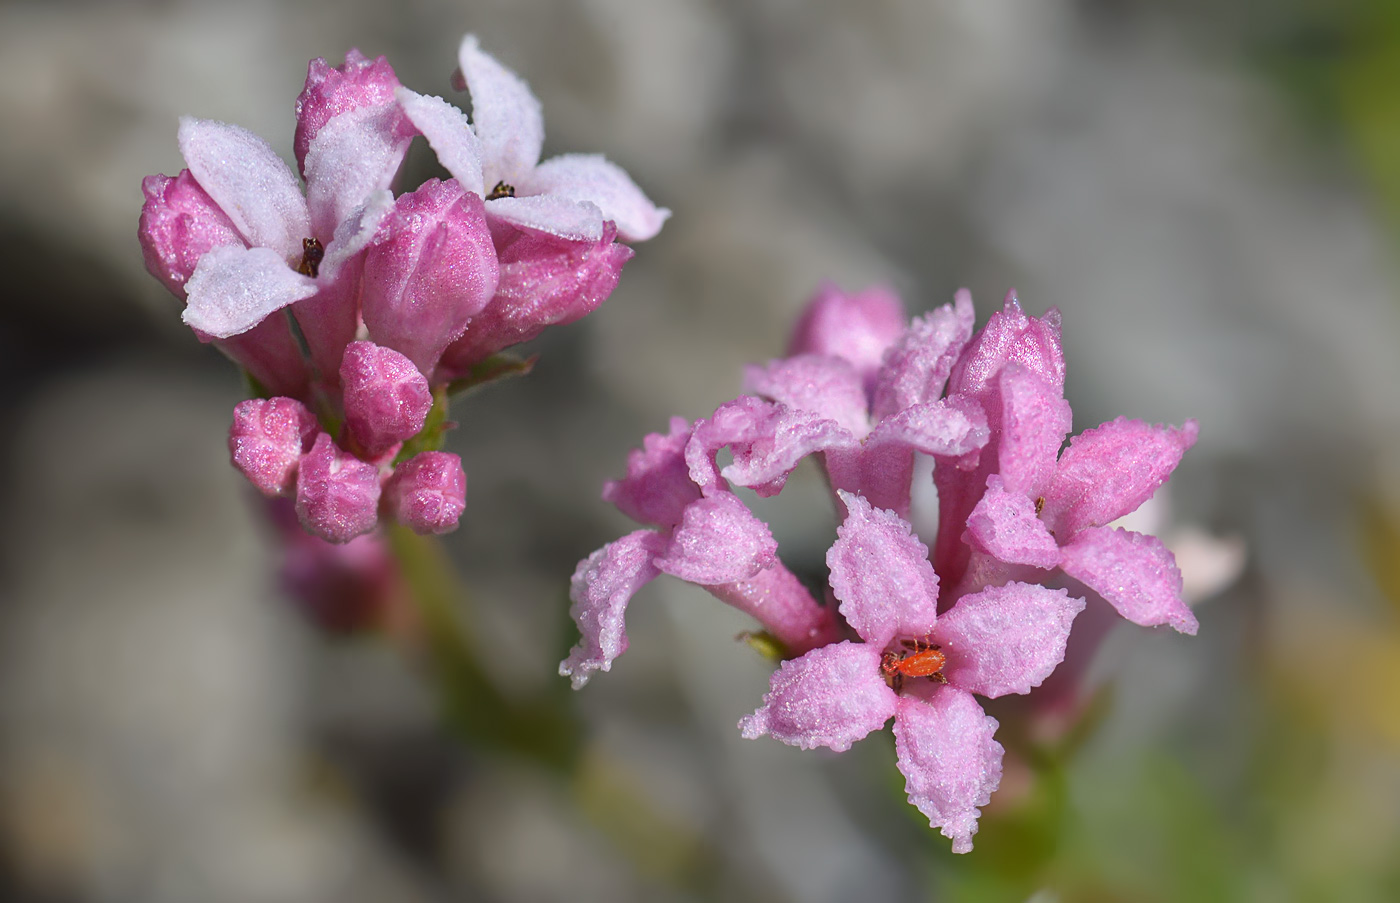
[3,0,1399,899]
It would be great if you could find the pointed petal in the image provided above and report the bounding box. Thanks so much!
[997,364,1072,498]
[178,117,309,261]
[787,283,906,389]
[523,153,670,242]
[743,353,871,436]
[1042,418,1200,540]
[828,491,940,647]
[303,103,413,241]
[964,476,1061,568]
[934,582,1085,698]
[458,34,544,185]
[395,87,485,195]
[486,194,604,243]
[894,690,1003,854]
[182,245,318,338]
[870,289,976,421]
[559,529,667,688]
[1059,527,1199,634]
[946,291,1065,399]
[654,493,777,585]
[601,417,701,528]
[739,642,896,751]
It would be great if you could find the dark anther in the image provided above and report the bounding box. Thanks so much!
[297,237,325,278]
[486,180,516,200]
[1034,496,1046,516]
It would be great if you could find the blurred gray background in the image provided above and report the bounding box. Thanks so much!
[4,0,1400,900]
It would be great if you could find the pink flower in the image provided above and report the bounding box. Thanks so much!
[740,492,1084,853]
[397,34,669,243]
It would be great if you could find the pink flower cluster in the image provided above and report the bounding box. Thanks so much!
[139,37,667,542]
[562,284,1198,852]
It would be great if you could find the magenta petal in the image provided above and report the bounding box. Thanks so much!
[395,87,485,195]
[1059,527,1199,634]
[997,364,1072,498]
[870,289,976,422]
[382,451,466,535]
[139,171,244,297]
[934,582,1085,698]
[177,117,309,262]
[560,529,667,688]
[523,153,670,242]
[654,493,777,585]
[686,396,857,495]
[438,222,632,371]
[294,433,382,544]
[739,642,896,751]
[601,417,701,528]
[340,341,433,458]
[827,491,940,647]
[182,245,319,338]
[228,397,319,497]
[865,397,990,458]
[946,291,1065,399]
[361,179,500,373]
[294,49,404,175]
[787,283,906,389]
[964,476,1061,568]
[894,689,1003,854]
[458,34,545,186]
[485,194,604,243]
[303,104,412,242]
[1042,417,1200,539]
[743,354,871,436]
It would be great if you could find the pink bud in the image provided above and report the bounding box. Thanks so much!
[439,221,632,374]
[340,341,433,458]
[139,170,243,298]
[228,397,319,496]
[787,283,906,389]
[383,451,466,534]
[293,49,406,176]
[295,433,382,543]
[361,178,500,374]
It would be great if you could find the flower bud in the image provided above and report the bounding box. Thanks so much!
[787,283,905,389]
[382,451,466,534]
[295,433,381,543]
[228,397,319,496]
[340,341,433,459]
[294,49,406,176]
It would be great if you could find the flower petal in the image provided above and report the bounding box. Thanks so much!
[870,288,975,422]
[997,364,1072,498]
[395,87,485,195]
[294,49,405,175]
[894,689,1003,854]
[865,397,990,458]
[654,493,777,585]
[523,153,670,242]
[946,290,1065,399]
[182,245,318,338]
[303,103,413,241]
[827,490,940,647]
[743,353,871,436]
[319,188,395,281]
[1042,417,1200,540]
[559,529,667,688]
[787,283,906,390]
[458,34,544,186]
[934,582,1084,698]
[1059,527,1199,634]
[601,417,701,529]
[178,117,310,261]
[739,642,896,752]
[964,476,1061,568]
[485,194,604,243]
[686,396,857,496]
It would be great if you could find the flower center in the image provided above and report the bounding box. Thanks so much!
[486,180,516,200]
[297,237,325,278]
[879,639,947,693]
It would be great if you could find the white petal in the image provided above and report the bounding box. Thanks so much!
[178,117,309,261]
[183,245,318,338]
[485,195,603,243]
[303,103,412,242]
[320,189,395,280]
[523,153,670,242]
[457,34,543,186]
[395,87,485,196]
